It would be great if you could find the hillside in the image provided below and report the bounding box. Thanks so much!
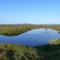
[0,44,60,60]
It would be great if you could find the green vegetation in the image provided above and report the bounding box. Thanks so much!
[0,44,60,60]
[35,44,60,60]
[0,25,33,36]
[48,39,60,45]
[0,44,38,60]
[0,24,60,60]
[0,24,60,36]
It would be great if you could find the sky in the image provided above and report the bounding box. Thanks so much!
[0,0,60,24]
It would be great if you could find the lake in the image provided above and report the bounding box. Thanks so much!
[0,28,60,46]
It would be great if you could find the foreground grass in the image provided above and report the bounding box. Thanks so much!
[35,44,60,60]
[0,44,60,60]
[0,44,38,60]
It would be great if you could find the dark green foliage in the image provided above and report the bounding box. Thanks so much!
[35,44,60,60]
[6,49,15,60]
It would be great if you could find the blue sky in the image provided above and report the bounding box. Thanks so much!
[0,0,60,24]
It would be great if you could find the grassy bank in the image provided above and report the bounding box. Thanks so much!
[0,44,60,60]
[48,39,60,45]
[0,24,60,36]
[0,44,38,60]
[0,25,33,36]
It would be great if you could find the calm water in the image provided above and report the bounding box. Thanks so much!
[0,28,60,46]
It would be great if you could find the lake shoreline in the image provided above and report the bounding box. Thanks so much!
[0,24,60,36]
